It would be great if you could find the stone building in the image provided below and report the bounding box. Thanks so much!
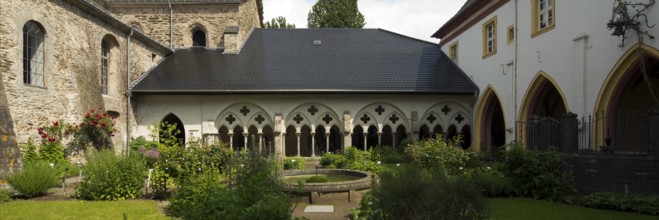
[0,0,262,175]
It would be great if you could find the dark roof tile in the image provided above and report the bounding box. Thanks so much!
[132,28,477,94]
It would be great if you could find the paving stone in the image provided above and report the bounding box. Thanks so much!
[304,205,334,213]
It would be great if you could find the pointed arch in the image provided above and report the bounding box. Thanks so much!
[519,71,570,122]
[285,103,341,131]
[593,44,659,151]
[161,113,185,147]
[474,85,507,152]
[215,103,272,131]
[355,102,409,132]
[190,24,208,47]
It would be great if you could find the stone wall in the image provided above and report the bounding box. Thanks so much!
[0,0,167,158]
[108,0,261,49]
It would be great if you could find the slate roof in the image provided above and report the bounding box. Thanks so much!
[131,28,477,94]
[431,0,480,39]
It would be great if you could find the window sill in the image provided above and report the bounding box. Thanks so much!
[482,51,497,59]
[23,84,47,90]
[531,24,555,38]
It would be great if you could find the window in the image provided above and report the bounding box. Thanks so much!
[23,21,45,87]
[101,40,109,95]
[482,16,497,58]
[532,0,555,37]
[192,30,206,47]
[448,41,459,64]
[507,25,515,44]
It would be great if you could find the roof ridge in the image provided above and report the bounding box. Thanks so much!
[377,28,439,46]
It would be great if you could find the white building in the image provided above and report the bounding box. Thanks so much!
[434,0,659,153]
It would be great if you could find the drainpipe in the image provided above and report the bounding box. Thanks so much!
[168,0,173,49]
[572,33,590,117]
[513,0,519,142]
[126,29,134,156]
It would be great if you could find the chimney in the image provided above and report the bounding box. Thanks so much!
[223,26,240,53]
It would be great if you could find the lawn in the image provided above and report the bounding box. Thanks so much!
[488,198,659,220]
[0,200,171,220]
[1,197,657,219]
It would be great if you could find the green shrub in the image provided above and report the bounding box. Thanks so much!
[74,150,146,200]
[471,173,512,197]
[169,151,291,220]
[306,175,328,183]
[584,192,659,215]
[371,145,406,163]
[283,157,305,170]
[499,144,575,202]
[0,188,14,203]
[7,161,60,198]
[320,148,378,173]
[319,152,347,168]
[404,137,476,175]
[354,165,488,220]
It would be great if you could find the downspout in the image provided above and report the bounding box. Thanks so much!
[126,29,134,156]
[513,0,519,142]
[168,0,173,49]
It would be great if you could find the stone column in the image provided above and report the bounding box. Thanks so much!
[280,133,286,156]
[325,132,330,154]
[258,133,263,154]
[377,132,383,145]
[296,133,301,157]
[363,133,368,151]
[311,132,316,157]
[229,132,234,151]
[392,132,397,148]
[244,133,249,150]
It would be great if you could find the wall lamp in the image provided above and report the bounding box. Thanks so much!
[607,0,655,47]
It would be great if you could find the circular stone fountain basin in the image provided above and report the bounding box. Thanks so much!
[282,169,372,193]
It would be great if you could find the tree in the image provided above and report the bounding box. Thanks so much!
[307,0,366,28]
[264,16,296,29]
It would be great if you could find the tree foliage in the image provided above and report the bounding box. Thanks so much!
[264,16,296,29]
[307,0,365,28]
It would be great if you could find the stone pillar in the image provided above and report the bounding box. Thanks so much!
[0,82,19,176]
[244,133,249,149]
[296,133,301,157]
[343,111,352,151]
[311,132,316,157]
[392,132,397,148]
[363,133,368,151]
[229,132,234,151]
[410,111,419,141]
[258,133,263,154]
[377,132,383,145]
[325,132,330,154]
[561,112,578,153]
[274,114,283,158]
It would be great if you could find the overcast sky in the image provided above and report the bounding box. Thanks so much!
[262,0,467,43]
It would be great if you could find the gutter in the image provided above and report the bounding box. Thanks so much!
[168,0,173,49]
[126,28,134,156]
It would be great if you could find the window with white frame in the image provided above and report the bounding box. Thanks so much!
[482,17,497,58]
[23,21,45,87]
[533,0,555,36]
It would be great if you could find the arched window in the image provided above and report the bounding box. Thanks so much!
[23,21,45,87]
[192,30,206,47]
[101,40,109,95]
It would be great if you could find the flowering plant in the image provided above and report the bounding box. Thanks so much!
[73,108,117,151]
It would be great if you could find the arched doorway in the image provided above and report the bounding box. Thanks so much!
[315,126,326,155]
[192,29,206,47]
[381,125,393,147]
[460,125,472,149]
[519,73,569,148]
[476,87,506,153]
[285,126,297,157]
[366,125,378,150]
[419,125,430,140]
[352,126,364,149]
[161,113,185,147]
[218,126,230,147]
[300,125,312,157]
[233,126,244,151]
[329,125,342,153]
[595,45,659,153]
[395,125,408,149]
[262,125,275,155]
[446,125,457,143]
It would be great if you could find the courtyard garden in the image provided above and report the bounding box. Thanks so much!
[1,110,658,219]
